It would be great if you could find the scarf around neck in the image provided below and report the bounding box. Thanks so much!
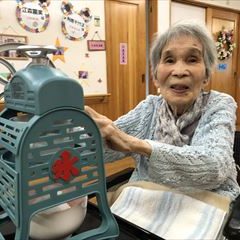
[154,91,210,146]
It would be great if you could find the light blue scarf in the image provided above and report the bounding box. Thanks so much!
[154,91,210,146]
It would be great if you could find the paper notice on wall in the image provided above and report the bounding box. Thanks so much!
[120,43,127,65]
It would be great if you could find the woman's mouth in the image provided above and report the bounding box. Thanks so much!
[170,84,189,93]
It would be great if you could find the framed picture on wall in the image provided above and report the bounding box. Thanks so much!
[0,34,28,60]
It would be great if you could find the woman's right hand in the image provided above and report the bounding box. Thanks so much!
[84,106,114,138]
[84,106,151,156]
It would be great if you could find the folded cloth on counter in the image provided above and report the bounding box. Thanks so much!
[110,184,229,240]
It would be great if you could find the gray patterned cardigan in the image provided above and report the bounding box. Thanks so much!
[103,90,240,200]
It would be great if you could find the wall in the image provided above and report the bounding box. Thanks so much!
[194,0,240,10]
[158,0,240,32]
[171,2,205,25]
[157,0,170,34]
[0,0,107,96]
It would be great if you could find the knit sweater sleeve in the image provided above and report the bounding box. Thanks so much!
[103,95,156,162]
[146,92,237,190]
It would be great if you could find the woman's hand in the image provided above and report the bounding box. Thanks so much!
[84,106,114,137]
[84,106,151,156]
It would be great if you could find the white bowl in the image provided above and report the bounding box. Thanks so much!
[30,196,87,240]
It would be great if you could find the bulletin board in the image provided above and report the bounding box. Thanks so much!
[0,0,107,96]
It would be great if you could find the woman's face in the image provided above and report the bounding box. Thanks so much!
[155,35,208,115]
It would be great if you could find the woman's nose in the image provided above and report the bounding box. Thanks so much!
[171,61,189,77]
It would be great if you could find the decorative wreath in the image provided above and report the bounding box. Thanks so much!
[61,0,90,41]
[215,28,236,61]
[16,0,50,33]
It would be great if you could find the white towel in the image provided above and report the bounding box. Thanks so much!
[110,186,227,240]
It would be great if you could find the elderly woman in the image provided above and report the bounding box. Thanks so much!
[85,22,240,200]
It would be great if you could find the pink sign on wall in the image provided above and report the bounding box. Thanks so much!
[120,43,127,65]
[87,40,106,51]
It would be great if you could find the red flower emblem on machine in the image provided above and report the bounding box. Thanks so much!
[52,150,79,181]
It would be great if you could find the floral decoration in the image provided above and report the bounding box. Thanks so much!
[215,28,236,61]
[61,0,89,41]
[16,0,50,33]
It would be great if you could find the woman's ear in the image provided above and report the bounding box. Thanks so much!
[153,78,160,88]
[202,78,209,87]
[153,79,161,94]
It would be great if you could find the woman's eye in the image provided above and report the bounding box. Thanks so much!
[164,57,174,63]
[188,57,198,63]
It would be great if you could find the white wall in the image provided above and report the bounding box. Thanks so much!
[0,0,107,95]
[157,0,240,34]
[195,0,240,10]
[171,2,205,25]
[158,0,171,34]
